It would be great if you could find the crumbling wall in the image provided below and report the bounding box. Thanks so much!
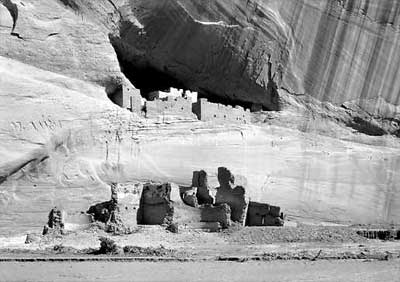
[193,98,251,123]
[215,167,249,225]
[192,170,214,205]
[181,186,198,207]
[43,207,65,235]
[246,201,284,226]
[145,96,195,119]
[87,183,143,233]
[137,183,175,225]
[123,84,143,114]
[108,83,142,114]
[200,204,231,228]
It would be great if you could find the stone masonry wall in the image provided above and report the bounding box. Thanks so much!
[123,84,142,114]
[193,98,251,123]
[145,96,195,119]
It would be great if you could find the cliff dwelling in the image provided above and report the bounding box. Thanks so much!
[107,38,258,123]
[108,83,255,124]
[107,84,143,114]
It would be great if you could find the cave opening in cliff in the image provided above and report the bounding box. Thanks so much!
[106,84,123,106]
[110,37,189,100]
[109,37,266,114]
[196,88,254,111]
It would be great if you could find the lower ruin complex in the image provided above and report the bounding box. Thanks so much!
[81,167,284,234]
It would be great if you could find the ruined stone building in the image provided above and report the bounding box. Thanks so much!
[192,98,251,123]
[110,85,252,124]
[145,96,196,119]
[109,84,143,114]
[246,202,284,226]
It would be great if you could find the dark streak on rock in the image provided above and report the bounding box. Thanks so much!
[0,0,18,33]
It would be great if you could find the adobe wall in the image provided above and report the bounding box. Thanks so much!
[246,201,283,226]
[192,170,214,205]
[123,84,142,114]
[193,98,251,123]
[87,183,143,233]
[215,167,249,225]
[200,204,231,228]
[108,84,142,114]
[43,207,65,235]
[137,183,174,225]
[145,96,195,119]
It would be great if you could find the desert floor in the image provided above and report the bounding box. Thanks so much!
[0,259,399,282]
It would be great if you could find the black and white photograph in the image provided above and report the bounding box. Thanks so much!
[0,0,399,281]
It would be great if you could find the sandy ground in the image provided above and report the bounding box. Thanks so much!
[0,260,399,282]
[1,225,400,262]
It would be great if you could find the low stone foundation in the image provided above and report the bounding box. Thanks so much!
[356,229,400,240]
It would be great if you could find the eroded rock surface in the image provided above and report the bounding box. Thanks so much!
[106,0,400,116]
[1,0,400,236]
[3,0,398,115]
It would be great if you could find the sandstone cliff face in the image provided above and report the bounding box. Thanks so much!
[1,0,399,112]
[0,0,125,90]
[108,0,400,114]
[1,0,400,233]
[278,0,400,115]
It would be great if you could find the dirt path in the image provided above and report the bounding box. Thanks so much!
[0,260,399,282]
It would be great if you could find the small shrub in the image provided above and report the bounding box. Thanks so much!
[98,236,123,255]
[166,222,179,233]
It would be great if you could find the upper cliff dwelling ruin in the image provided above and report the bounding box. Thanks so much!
[108,84,255,124]
[106,31,272,124]
[106,42,261,124]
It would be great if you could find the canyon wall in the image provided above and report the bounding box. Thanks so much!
[278,0,400,116]
[1,0,400,234]
[109,0,400,115]
[1,0,399,113]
